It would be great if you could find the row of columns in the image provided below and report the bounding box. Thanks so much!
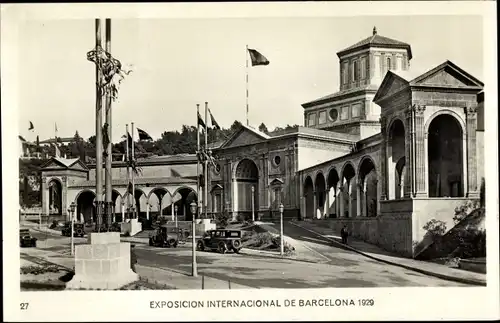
[307,176,378,219]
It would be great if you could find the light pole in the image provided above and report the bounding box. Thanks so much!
[69,201,76,256]
[190,202,198,277]
[279,203,284,256]
[174,204,179,229]
[251,186,255,222]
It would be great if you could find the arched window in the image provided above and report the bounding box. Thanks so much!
[387,57,392,71]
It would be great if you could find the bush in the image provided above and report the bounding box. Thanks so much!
[216,210,231,228]
[451,228,486,259]
[241,231,296,255]
[453,200,480,224]
[423,219,447,238]
[21,265,61,275]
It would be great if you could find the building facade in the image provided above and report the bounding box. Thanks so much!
[37,27,485,258]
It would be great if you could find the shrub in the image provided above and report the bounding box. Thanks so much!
[453,200,480,224]
[423,219,447,238]
[216,210,231,228]
[451,228,486,259]
[21,265,61,275]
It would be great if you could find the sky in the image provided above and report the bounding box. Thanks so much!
[17,15,483,143]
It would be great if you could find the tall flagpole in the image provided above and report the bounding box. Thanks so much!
[193,103,200,278]
[95,18,104,232]
[104,18,113,229]
[204,102,209,219]
[125,124,130,222]
[246,45,249,126]
[131,122,136,219]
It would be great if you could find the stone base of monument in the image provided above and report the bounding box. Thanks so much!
[120,218,143,236]
[66,232,138,290]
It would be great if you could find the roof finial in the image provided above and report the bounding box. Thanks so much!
[373,26,377,35]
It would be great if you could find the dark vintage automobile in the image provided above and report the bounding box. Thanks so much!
[196,229,243,254]
[20,229,37,248]
[149,225,180,248]
[61,222,85,237]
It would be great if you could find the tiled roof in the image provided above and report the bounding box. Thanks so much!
[337,29,412,59]
[303,84,379,107]
[39,137,74,144]
[70,176,196,188]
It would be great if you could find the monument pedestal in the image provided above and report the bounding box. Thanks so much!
[120,218,142,236]
[66,232,138,290]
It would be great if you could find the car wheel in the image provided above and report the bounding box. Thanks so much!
[231,239,242,250]
[197,241,205,251]
[164,240,171,248]
[218,241,227,254]
[168,239,176,247]
[149,238,154,247]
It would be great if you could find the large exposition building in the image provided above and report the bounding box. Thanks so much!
[39,27,484,258]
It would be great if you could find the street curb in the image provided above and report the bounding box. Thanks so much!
[136,264,257,289]
[288,221,487,287]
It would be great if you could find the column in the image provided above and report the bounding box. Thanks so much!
[414,105,427,197]
[404,106,413,198]
[362,181,367,217]
[312,191,317,219]
[380,116,388,200]
[376,178,381,217]
[465,106,479,197]
[348,181,353,218]
[338,186,344,217]
[171,201,175,221]
[146,202,150,220]
[41,176,49,217]
[356,177,362,217]
[62,177,68,219]
[232,177,238,220]
[121,202,125,222]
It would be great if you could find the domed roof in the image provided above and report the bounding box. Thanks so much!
[337,27,412,60]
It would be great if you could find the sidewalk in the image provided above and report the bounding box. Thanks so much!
[289,220,487,286]
[20,246,254,290]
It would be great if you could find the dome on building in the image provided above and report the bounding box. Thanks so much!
[337,26,413,60]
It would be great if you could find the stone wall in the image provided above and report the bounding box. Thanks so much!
[313,214,413,257]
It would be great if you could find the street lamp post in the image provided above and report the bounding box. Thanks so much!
[174,205,179,230]
[190,202,198,277]
[279,203,284,256]
[69,201,77,256]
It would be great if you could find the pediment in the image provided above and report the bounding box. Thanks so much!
[221,127,268,149]
[414,67,478,88]
[373,73,409,102]
[411,60,483,88]
[40,160,67,170]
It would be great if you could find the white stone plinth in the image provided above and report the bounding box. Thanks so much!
[66,233,138,290]
[87,232,120,244]
[120,219,143,236]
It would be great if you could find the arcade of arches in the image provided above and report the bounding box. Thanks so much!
[74,187,198,223]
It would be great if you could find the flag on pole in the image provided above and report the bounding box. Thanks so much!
[208,109,221,130]
[137,128,153,141]
[248,48,270,66]
[28,121,34,131]
[198,112,206,129]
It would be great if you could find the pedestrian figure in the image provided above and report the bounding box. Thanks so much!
[341,225,349,244]
[130,244,137,273]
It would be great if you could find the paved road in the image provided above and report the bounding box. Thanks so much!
[26,225,468,288]
[134,243,467,289]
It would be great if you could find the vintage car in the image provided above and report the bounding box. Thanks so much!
[61,222,85,237]
[196,229,243,254]
[19,229,37,248]
[148,225,180,248]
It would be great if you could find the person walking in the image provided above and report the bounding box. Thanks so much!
[340,225,349,244]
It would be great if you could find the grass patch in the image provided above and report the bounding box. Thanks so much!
[241,231,295,255]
